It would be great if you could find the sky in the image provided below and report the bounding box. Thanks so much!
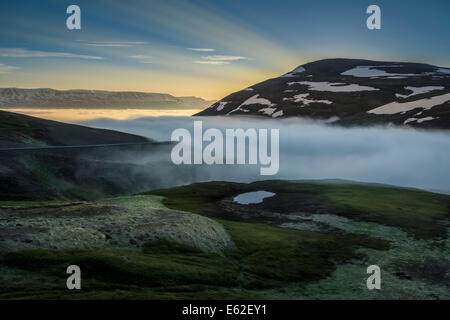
[0,0,449,100]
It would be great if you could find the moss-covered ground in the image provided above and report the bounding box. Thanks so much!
[1,180,449,299]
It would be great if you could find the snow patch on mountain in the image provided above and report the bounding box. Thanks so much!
[283,93,332,106]
[341,66,416,78]
[437,68,450,74]
[215,101,230,111]
[288,81,379,92]
[272,110,283,118]
[368,93,450,115]
[342,65,450,78]
[259,107,277,115]
[281,66,306,77]
[404,116,438,124]
[258,107,283,118]
[240,94,275,107]
[228,94,275,115]
[396,86,444,99]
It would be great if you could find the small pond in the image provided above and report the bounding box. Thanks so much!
[233,190,276,205]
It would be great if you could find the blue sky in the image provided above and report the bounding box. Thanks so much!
[0,0,448,99]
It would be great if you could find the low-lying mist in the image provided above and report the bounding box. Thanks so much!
[81,116,450,194]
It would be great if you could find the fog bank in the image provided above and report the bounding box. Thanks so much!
[81,116,450,193]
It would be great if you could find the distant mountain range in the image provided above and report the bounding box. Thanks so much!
[0,88,214,109]
[196,58,450,129]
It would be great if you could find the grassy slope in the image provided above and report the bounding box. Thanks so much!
[315,184,449,239]
[1,180,449,299]
[149,180,450,239]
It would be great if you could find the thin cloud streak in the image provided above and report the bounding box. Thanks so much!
[0,63,20,73]
[86,44,134,47]
[187,48,215,52]
[0,48,103,60]
[194,60,230,65]
[201,55,248,61]
[129,55,152,59]
[128,54,153,63]
[77,40,147,47]
[77,40,146,44]
[194,55,249,66]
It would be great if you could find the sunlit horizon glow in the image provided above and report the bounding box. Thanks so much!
[0,108,202,122]
[0,0,449,100]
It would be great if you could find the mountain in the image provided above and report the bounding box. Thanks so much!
[196,58,450,129]
[0,88,213,109]
[0,110,149,147]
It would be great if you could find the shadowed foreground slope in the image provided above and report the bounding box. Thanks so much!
[0,110,150,148]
